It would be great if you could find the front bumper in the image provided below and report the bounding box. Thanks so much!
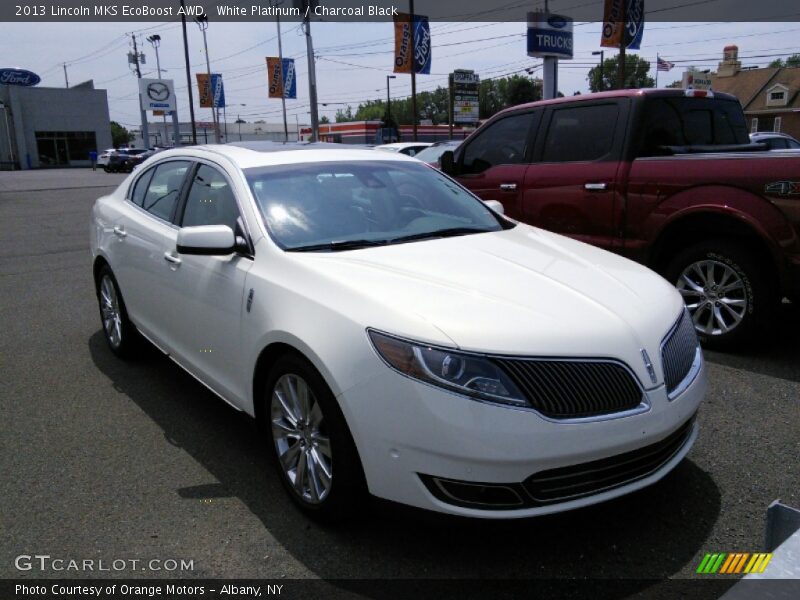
[339,355,706,518]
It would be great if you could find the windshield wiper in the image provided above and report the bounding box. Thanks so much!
[287,238,391,252]
[389,227,495,244]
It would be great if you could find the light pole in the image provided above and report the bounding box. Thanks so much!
[386,75,396,120]
[592,50,604,92]
[195,14,220,143]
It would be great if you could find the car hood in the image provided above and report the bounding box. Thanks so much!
[291,225,684,384]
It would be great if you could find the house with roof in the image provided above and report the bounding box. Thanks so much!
[710,45,800,139]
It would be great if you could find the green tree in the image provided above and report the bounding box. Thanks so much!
[319,115,330,124]
[110,121,133,148]
[587,53,655,91]
[334,105,355,122]
[769,54,800,68]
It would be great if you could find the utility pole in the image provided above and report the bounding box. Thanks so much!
[196,15,221,143]
[62,63,69,88]
[617,1,627,89]
[180,0,197,144]
[275,5,289,142]
[130,34,149,149]
[592,50,604,91]
[409,0,417,141]
[302,2,319,142]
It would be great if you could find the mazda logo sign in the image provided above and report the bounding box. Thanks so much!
[147,82,170,101]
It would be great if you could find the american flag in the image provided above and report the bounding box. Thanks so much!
[657,56,675,72]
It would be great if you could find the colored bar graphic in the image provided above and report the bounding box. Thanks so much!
[700,552,773,575]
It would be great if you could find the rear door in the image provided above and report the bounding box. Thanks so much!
[455,110,541,221]
[522,100,628,251]
[110,160,191,348]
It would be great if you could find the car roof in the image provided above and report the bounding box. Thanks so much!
[151,142,421,170]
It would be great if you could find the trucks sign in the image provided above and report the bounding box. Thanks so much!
[527,12,573,59]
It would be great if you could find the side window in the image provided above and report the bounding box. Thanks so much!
[542,104,619,163]
[181,164,241,231]
[460,112,536,175]
[129,167,155,207]
[788,139,800,149]
[141,161,190,222]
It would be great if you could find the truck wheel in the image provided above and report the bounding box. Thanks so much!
[664,241,776,350]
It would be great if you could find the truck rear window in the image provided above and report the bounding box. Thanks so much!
[639,97,748,156]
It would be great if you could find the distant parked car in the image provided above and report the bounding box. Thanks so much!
[104,149,152,173]
[749,132,800,150]
[375,142,432,157]
[97,148,119,168]
[414,140,462,166]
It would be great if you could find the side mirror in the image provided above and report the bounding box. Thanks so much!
[176,225,235,255]
[483,199,505,215]
[439,150,455,175]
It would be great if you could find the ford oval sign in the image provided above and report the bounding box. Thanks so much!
[547,16,567,29]
[0,68,41,87]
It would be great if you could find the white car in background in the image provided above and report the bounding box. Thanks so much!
[96,148,118,167]
[375,142,432,157]
[90,142,705,520]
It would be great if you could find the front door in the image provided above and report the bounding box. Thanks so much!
[455,110,540,221]
[167,162,254,406]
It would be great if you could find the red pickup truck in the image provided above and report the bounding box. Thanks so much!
[440,88,800,350]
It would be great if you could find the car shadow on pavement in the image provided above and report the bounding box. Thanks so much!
[89,331,722,598]
[704,301,800,383]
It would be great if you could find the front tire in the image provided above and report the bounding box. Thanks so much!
[263,354,365,521]
[664,240,776,350]
[95,265,141,358]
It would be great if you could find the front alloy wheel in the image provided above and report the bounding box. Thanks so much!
[263,354,365,521]
[270,374,333,504]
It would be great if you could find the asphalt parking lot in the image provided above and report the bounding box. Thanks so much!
[1,169,798,598]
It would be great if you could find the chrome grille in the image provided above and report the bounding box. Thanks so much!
[661,309,700,396]
[496,358,643,419]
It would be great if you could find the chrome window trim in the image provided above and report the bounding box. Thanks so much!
[366,327,651,424]
[124,158,192,229]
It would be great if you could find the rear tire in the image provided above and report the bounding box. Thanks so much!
[95,265,142,358]
[664,240,777,350]
[262,353,366,522]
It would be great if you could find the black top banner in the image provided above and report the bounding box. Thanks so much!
[3,0,799,22]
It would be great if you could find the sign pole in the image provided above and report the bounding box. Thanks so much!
[409,0,417,141]
[276,11,289,142]
[447,73,453,140]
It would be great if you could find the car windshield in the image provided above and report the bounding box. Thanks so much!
[415,143,458,163]
[245,160,507,251]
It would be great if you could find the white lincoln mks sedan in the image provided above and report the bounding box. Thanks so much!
[90,142,706,520]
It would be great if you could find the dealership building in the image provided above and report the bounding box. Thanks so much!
[0,79,113,170]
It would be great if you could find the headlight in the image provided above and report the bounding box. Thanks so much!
[368,330,527,407]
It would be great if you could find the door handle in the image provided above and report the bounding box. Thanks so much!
[112,225,127,238]
[163,252,182,266]
[499,183,517,191]
[584,182,608,191]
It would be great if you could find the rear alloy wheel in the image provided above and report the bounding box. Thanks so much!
[264,354,365,521]
[665,241,776,350]
[95,265,141,358]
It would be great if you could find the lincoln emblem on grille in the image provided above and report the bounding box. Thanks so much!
[641,349,657,384]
